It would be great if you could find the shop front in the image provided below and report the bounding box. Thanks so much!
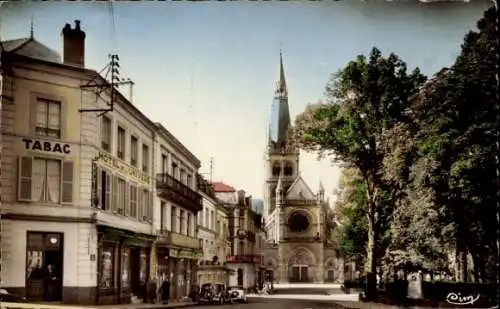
[96,226,154,305]
[155,246,202,301]
[196,261,231,286]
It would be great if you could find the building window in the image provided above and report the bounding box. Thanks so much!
[140,189,150,221]
[117,178,126,214]
[171,207,177,232]
[99,244,114,289]
[171,162,178,179]
[180,169,186,184]
[130,185,137,218]
[239,241,244,255]
[161,154,168,174]
[187,213,192,237]
[130,136,138,167]
[18,156,73,203]
[180,210,185,235]
[101,116,112,152]
[142,144,149,173]
[160,201,167,231]
[36,98,61,138]
[211,210,215,231]
[117,126,126,160]
[187,174,193,189]
[205,210,209,229]
[95,168,112,211]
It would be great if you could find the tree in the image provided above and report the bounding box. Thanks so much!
[410,7,498,282]
[294,47,426,298]
[333,167,368,269]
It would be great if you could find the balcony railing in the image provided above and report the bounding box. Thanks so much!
[156,173,203,212]
[226,254,263,264]
[158,230,202,250]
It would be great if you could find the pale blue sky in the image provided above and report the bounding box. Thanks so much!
[0,1,491,200]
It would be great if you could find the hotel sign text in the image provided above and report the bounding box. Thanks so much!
[22,138,71,154]
[95,151,151,185]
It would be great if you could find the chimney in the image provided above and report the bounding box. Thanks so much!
[62,20,86,67]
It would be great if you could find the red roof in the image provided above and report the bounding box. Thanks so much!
[212,182,236,192]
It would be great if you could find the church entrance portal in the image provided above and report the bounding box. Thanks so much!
[290,265,308,282]
[287,248,314,283]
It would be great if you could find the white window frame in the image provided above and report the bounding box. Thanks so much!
[35,98,62,139]
[117,126,126,160]
[18,156,73,204]
[101,116,112,152]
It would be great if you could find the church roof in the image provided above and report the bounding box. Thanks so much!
[1,37,61,63]
[285,175,316,200]
[212,182,236,193]
[268,51,291,147]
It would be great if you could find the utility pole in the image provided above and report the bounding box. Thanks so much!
[209,157,214,183]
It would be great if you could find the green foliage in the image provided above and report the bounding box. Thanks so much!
[295,7,498,284]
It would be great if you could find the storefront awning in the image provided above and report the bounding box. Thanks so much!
[97,226,156,244]
[169,248,203,259]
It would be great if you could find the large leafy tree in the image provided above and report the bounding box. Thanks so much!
[294,47,426,298]
[410,7,498,282]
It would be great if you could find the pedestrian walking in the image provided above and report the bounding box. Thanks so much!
[160,279,170,304]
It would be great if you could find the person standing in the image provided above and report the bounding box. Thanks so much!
[160,279,170,304]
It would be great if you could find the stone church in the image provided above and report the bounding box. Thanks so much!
[262,52,345,284]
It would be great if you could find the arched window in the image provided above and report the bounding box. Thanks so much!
[272,162,280,176]
[284,161,293,176]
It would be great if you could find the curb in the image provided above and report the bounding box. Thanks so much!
[0,302,197,309]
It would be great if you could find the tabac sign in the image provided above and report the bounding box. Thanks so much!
[94,151,151,185]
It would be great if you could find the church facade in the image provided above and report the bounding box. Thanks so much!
[262,53,344,284]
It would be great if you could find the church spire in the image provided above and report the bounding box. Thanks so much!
[275,50,287,98]
[269,50,291,147]
[30,14,34,39]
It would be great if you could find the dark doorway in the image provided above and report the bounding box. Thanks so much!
[290,266,308,282]
[130,247,142,298]
[26,232,63,302]
[237,268,244,286]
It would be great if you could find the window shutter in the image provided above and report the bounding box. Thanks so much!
[112,175,118,212]
[18,156,33,201]
[96,166,103,208]
[138,188,143,221]
[61,161,74,203]
[124,182,130,216]
[104,172,111,210]
[148,191,153,222]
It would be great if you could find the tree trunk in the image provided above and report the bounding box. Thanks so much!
[365,201,378,301]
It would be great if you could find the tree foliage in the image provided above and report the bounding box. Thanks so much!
[294,6,498,285]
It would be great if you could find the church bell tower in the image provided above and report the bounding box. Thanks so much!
[264,51,300,218]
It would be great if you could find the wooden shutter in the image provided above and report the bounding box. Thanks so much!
[18,156,33,201]
[61,161,74,203]
[95,166,103,208]
[104,172,111,210]
[137,188,144,221]
[111,175,118,212]
[124,181,130,216]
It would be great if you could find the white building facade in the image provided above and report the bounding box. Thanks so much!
[0,20,202,305]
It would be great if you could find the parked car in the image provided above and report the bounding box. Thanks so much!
[0,289,28,303]
[199,283,229,305]
[228,286,247,303]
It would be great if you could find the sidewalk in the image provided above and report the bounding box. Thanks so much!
[0,301,196,309]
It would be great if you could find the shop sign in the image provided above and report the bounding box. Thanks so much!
[169,248,179,258]
[22,138,71,154]
[226,254,262,264]
[94,151,151,185]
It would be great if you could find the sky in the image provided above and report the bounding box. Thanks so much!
[0,1,492,203]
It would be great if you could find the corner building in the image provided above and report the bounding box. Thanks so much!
[262,53,345,283]
[0,21,201,305]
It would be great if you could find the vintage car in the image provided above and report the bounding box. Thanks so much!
[228,286,247,303]
[199,283,229,305]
